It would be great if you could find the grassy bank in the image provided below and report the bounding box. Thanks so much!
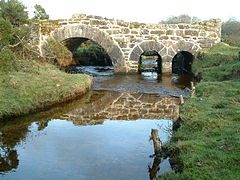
[0,59,92,120]
[161,43,240,179]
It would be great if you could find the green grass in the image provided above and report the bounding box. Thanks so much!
[193,43,240,81]
[160,44,240,180]
[0,59,92,119]
[206,42,240,56]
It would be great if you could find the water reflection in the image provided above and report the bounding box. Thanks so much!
[0,148,19,174]
[63,91,179,126]
[0,90,177,179]
[148,157,161,180]
[0,65,194,179]
[0,118,172,180]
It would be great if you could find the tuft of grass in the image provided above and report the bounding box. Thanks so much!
[0,59,92,119]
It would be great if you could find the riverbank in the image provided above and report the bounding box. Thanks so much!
[0,59,92,120]
[162,43,240,179]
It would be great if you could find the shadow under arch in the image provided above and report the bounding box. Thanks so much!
[172,51,194,74]
[42,25,126,72]
[62,37,112,66]
[171,40,200,74]
[138,50,162,74]
[129,41,165,73]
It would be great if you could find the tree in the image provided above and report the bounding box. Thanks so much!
[0,0,28,26]
[0,0,32,71]
[222,18,240,46]
[0,18,12,49]
[33,4,49,20]
[160,14,201,24]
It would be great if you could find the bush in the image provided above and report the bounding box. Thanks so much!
[0,0,28,26]
[0,48,15,72]
[221,18,240,47]
[0,18,13,47]
[46,38,75,66]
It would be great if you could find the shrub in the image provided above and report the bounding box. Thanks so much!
[0,48,15,72]
[46,38,75,66]
[0,18,13,48]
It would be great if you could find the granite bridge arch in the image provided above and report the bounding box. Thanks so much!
[33,14,221,73]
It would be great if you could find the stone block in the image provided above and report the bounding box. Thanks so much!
[207,32,218,38]
[159,47,167,57]
[150,30,165,35]
[109,46,124,64]
[140,29,149,35]
[163,41,173,47]
[117,20,129,27]
[128,43,136,48]
[166,30,175,35]
[90,19,107,26]
[119,43,127,48]
[111,29,121,34]
[159,36,169,40]
[114,37,126,44]
[185,29,199,36]
[168,47,176,57]
[131,30,139,34]
[170,36,181,41]
[175,30,184,36]
[93,15,104,20]
[178,24,190,29]
[130,22,146,28]
[121,28,130,34]
[129,45,143,61]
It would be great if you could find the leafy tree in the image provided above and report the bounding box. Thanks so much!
[0,18,15,73]
[33,4,49,20]
[222,18,240,46]
[0,0,28,26]
[160,14,201,24]
[0,0,31,72]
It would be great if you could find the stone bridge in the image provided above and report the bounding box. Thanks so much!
[34,14,221,73]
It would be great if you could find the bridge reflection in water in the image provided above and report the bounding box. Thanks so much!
[62,90,179,126]
[0,65,193,179]
[0,89,180,180]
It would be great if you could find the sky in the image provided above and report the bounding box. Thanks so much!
[21,0,240,23]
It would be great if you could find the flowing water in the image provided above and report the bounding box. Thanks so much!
[0,66,193,180]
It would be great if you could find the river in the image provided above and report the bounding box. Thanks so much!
[0,66,193,180]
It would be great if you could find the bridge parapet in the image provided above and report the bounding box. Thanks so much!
[36,14,221,73]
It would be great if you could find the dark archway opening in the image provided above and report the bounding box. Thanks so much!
[172,51,194,74]
[62,38,112,66]
[138,50,162,74]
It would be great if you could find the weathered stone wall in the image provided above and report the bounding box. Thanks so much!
[36,14,221,73]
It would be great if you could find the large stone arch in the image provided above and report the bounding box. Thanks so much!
[41,25,126,72]
[129,41,165,61]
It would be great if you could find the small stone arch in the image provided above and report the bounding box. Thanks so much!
[41,25,126,72]
[172,40,201,56]
[171,41,200,74]
[129,41,165,61]
[129,41,166,73]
